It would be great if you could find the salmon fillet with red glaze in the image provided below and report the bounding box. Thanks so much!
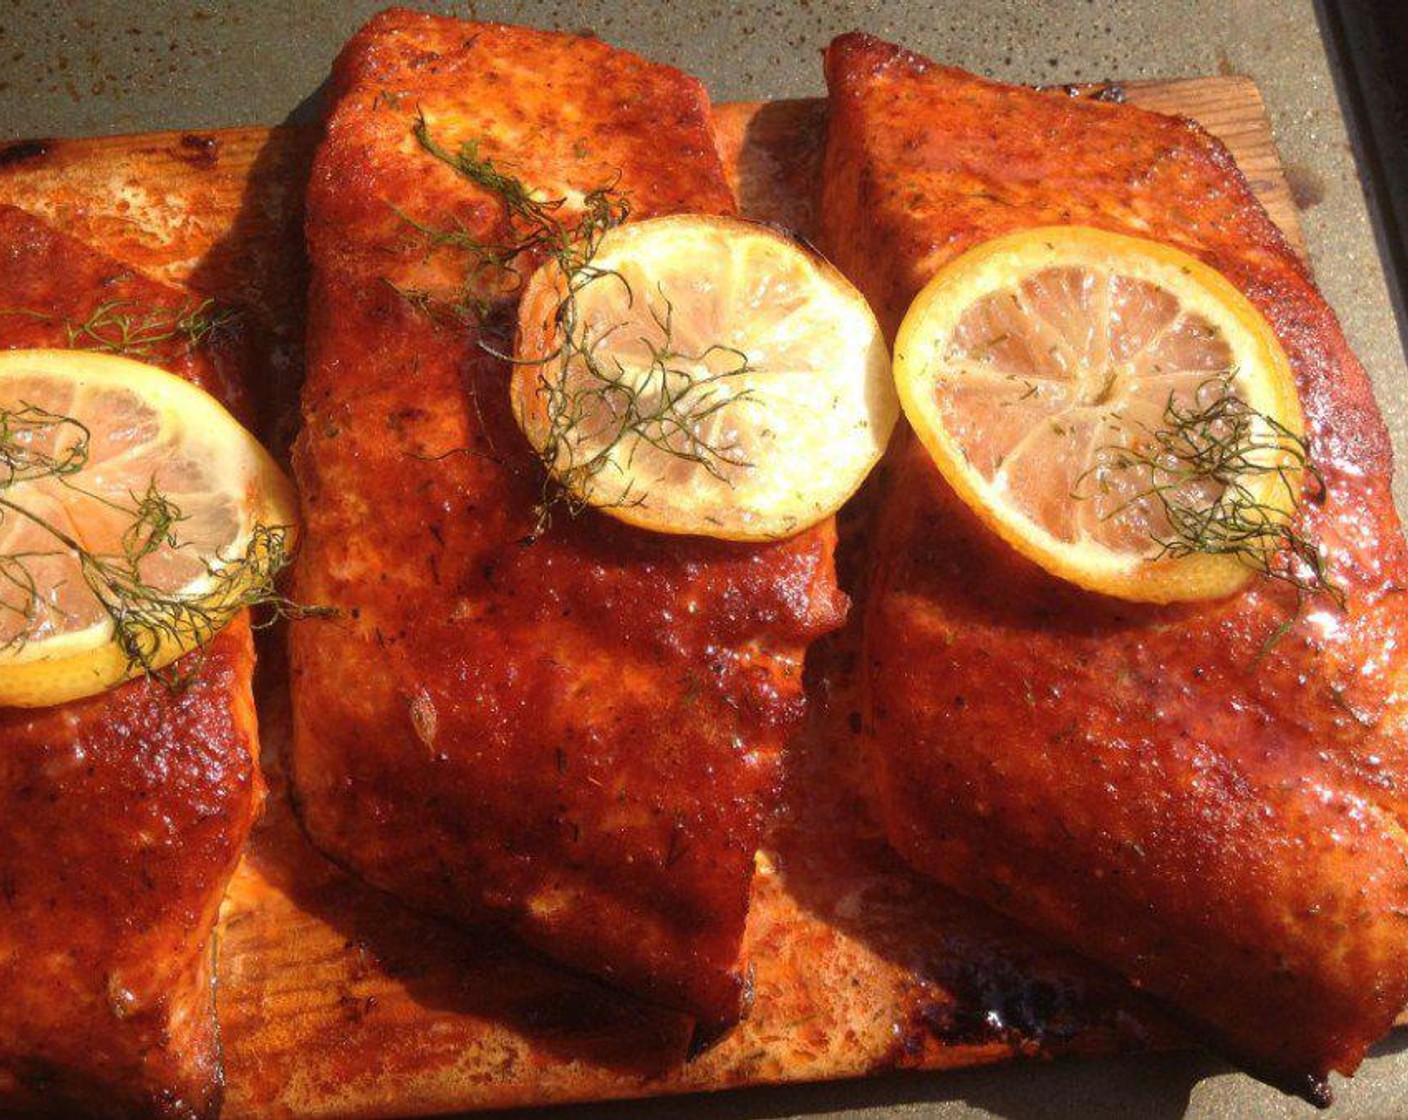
[0,205,263,1119]
[289,9,844,1031]
[818,32,1408,1103]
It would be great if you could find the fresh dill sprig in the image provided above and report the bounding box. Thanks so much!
[0,297,238,359]
[0,402,324,686]
[381,278,489,331]
[1083,374,1340,608]
[81,521,320,682]
[403,112,627,327]
[0,403,89,485]
[400,115,752,535]
[530,285,753,531]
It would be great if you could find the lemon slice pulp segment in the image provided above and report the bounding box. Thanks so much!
[893,226,1305,603]
[0,349,297,707]
[512,214,897,541]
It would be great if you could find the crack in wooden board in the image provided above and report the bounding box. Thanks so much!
[0,78,1320,1119]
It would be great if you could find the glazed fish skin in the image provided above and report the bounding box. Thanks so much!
[290,10,844,1030]
[819,32,1408,1099]
[0,205,263,1120]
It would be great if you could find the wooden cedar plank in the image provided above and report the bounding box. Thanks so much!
[0,78,1306,1119]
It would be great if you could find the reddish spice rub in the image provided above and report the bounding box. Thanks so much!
[0,205,263,1119]
[288,10,844,1031]
[818,32,1408,1103]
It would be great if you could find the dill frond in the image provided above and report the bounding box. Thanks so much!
[0,402,326,686]
[0,403,90,484]
[0,297,238,359]
[400,117,748,536]
[403,113,628,318]
[1083,374,1340,608]
[80,521,324,685]
[529,284,753,534]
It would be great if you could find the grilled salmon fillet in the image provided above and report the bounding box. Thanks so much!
[0,205,263,1118]
[818,32,1408,1101]
[288,9,844,1030]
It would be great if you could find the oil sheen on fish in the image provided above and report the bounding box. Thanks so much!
[289,10,844,1030]
[0,205,263,1119]
[818,32,1408,1102]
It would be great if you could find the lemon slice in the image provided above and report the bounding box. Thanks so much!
[0,349,297,707]
[893,226,1305,603]
[512,214,896,540]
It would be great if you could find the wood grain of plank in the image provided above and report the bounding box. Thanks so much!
[0,78,1310,1119]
